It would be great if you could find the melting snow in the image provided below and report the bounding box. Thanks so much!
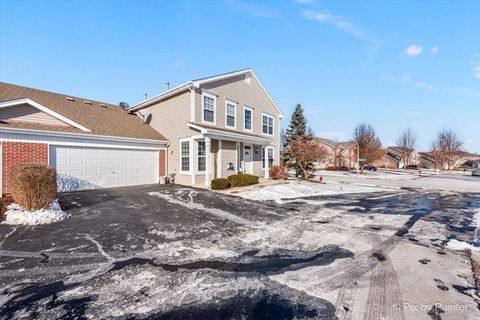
[2,200,70,225]
[235,181,386,203]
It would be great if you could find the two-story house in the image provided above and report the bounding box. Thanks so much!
[129,69,284,186]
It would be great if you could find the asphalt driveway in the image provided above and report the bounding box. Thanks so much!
[0,183,479,319]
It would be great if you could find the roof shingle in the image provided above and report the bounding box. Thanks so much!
[0,82,166,141]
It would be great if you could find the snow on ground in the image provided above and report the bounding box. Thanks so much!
[234,180,386,203]
[2,200,70,225]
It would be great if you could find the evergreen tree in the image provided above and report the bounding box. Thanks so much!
[284,104,308,147]
[282,104,313,175]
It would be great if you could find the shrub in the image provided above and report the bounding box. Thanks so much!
[211,178,230,190]
[326,166,350,171]
[227,173,259,187]
[269,165,288,180]
[8,164,57,211]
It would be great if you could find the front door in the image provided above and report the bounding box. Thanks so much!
[243,145,253,174]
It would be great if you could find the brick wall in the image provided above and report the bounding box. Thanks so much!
[159,149,166,177]
[2,142,49,194]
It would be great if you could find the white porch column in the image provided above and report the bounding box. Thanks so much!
[205,137,211,187]
[217,140,222,178]
[264,146,270,179]
[191,139,196,185]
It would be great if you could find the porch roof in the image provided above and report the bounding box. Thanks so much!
[188,122,274,145]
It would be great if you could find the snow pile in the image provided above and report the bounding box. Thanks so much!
[2,200,70,225]
[446,239,478,252]
[235,180,385,203]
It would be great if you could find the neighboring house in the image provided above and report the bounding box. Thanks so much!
[383,146,419,169]
[419,151,480,170]
[129,69,283,186]
[0,82,168,195]
[314,138,357,169]
[418,152,436,169]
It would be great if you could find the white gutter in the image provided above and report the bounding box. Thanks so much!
[188,123,273,145]
[0,126,169,145]
[129,82,193,112]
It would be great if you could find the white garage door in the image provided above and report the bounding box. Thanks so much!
[50,146,159,192]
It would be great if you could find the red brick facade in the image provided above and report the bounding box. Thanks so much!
[2,142,49,194]
[159,149,166,177]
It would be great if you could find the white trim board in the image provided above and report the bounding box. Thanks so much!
[0,98,92,132]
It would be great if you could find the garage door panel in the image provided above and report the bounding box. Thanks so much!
[51,146,158,192]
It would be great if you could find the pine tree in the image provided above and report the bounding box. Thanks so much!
[282,104,312,172]
[284,104,308,147]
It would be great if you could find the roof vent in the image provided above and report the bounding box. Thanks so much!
[99,103,107,107]
[119,102,130,110]
[65,97,75,102]
[83,100,92,105]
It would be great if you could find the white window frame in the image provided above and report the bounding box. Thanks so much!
[179,138,191,174]
[197,140,206,172]
[202,92,216,125]
[225,100,236,129]
[243,106,253,132]
[261,113,274,136]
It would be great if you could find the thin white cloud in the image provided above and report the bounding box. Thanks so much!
[402,74,480,96]
[173,59,185,68]
[471,53,480,79]
[464,138,473,144]
[404,45,423,56]
[316,131,350,141]
[302,9,381,62]
[228,0,279,18]
[431,46,439,54]
[303,9,368,40]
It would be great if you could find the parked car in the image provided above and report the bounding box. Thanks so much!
[363,165,377,171]
[405,165,418,170]
[473,169,480,177]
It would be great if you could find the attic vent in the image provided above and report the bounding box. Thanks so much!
[99,103,107,107]
[65,97,75,102]
[83,100,92,105]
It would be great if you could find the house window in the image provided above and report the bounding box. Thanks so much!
[198,141,206,171]
[244,106,252,131]
[262,147,274,168]
[262,114,274,135]
[202,93,215,123]
[180,139,190,172]
[226,101,236,128]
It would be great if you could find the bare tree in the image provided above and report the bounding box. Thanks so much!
[431,129,463,170]
[396,128,417,167]
[352,123,383,170]
[290,137,329,179]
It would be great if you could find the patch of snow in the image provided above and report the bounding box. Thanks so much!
[148,191,249,225]
[446,239,478,252]
[2,200,69,225]
[234,180,385,203]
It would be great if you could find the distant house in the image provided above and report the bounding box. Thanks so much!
[314,138,357,169]
[382,146,419,169]
[419,151,480,170]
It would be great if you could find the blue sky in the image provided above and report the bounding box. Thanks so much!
[1,0,479,152]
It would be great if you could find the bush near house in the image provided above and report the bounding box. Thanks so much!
[8,164,57,211]
[326,166,350,171]
[211,178,231,190]
[269,165,289,180]
[227,173,259,187]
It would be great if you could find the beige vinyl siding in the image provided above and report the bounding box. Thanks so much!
[142,91,194,185]
[0,104,70,127]
[195,74,279,141]
[252,144,263,176]
[221,140,237,178]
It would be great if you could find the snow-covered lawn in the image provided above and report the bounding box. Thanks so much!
[2,200,70,225]
[234,180,386,203]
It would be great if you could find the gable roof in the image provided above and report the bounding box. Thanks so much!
[130,68,283,118]
[316,137,353,148]
[0,82,166,141]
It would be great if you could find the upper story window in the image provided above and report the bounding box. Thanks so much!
[244,106,253,131]
[225,101,236,128]
[180,139,190,173]
[202,92,216,124]
[262,114,274,136]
